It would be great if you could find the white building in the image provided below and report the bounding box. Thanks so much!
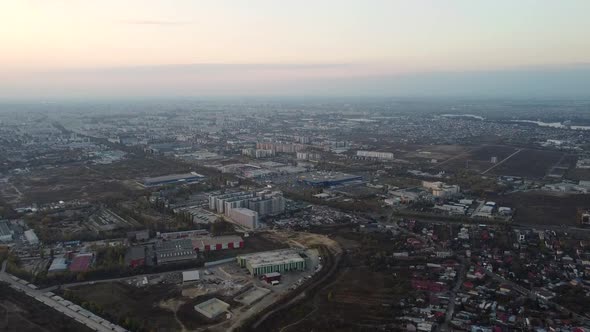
[24,229,39,245]
[356,150,394,160]
[228,208,259,229]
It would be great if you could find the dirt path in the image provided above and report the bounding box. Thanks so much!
[481,148,523,174]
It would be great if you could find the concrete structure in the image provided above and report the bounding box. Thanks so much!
[182,270,200,283]
[143,172,205,187]
[237,249,306,275]
[356,150,394,160]
[194,298,230,319]
[24,229,39,245]
[228,208,259,229]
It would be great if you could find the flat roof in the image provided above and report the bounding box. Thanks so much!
[182,270,200,282]
[238,249,305,269]
[194,298,230,319]
[299,172,362,184]
[230,208,258,216]
[144,172,205,184]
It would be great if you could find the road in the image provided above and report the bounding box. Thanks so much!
[1,260,127,332]
[439,256,467,332]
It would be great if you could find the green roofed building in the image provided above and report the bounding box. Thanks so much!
[237,249,306,275]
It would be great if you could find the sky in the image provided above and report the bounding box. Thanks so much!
[1,0,590,99]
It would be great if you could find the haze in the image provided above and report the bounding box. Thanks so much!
[2,0,590,98]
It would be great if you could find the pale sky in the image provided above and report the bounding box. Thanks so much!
[2,0,590,98]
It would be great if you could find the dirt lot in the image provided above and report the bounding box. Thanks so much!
[496,191,590,225]
[0,283,91,332]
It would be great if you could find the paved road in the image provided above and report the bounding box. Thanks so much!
[1,260,127,332]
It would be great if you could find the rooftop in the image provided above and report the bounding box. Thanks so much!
[238,249,305,269]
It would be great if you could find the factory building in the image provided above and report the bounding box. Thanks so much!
[298,172,363,187]
[155,239,198,264]
[237,249,307,275]
[356,150,394,160]
[158,229,209,240]
[143,172,205,187]
[192,235,244,252]
[228,208,259,229]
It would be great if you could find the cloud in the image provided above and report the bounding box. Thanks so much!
[118,19,187,25]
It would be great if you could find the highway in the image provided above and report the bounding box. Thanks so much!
[0,260,127,332]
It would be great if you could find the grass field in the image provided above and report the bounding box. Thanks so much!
[496,191,590,225]
[488,149,565,178]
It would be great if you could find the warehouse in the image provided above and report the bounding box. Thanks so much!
[298,172,363,187]
[24,229,39,245]
[192,235,244,252]
[237,249,306,275]
[143,172,205,187]
[48,256,68,273]
[155,239,198,264]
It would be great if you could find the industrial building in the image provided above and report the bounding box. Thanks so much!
[191,235,244,252]
[227,208,259,229]
[158,229,209,240]
[356,150,394,160]
[174,207,218,224]
[155,239,198,264]
[143,172,205,187]
[298,172,363,187]
[237,249,307,275]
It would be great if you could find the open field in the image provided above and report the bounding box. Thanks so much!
[0,283,92,332]
[488,149,565,178]
[65,282,182,331]
[256,229,418,332]
[434,145,568,179]
[496,191,590,226]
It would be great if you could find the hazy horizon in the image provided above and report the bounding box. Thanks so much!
[2,0,590,99]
